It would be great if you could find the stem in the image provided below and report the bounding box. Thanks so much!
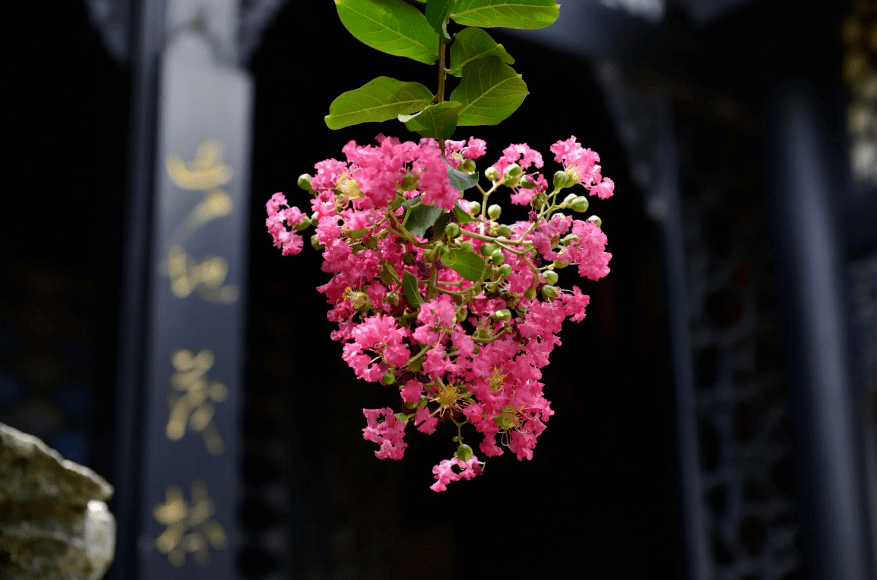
[437,28,447,104]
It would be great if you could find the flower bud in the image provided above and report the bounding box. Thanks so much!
[388,196,405,210]
[294,216,311,231]
[520,176,537,189]
[297,174,314,191]
[492,309,512,321]
[444,222,460,238]
[458,159,477,174]
[456,443,474,462]
[485,166,500,182]
[423,249,436,262]
[562,193,577,207]
[553,260,570,269]
[490,250,505,265]
[544,270,559,285]
[541,285,559,301]
[400,173,419,191]
[488,204,502,220]
[468,201,481,216]
[553,170,575,190]
[479,243,496,257]
[386,291,400,306]
[455,308,468,323]
[498,264,512,278]
[570,196,590,213]
[523,286,537,300]
[310,234,324,250]
[496,225,512,238]
[459,240,474,253]
[506,163,522,178]
[587,215,602,227]
[382,371,396,385]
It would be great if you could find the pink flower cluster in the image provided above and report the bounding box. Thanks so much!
[268,135,614,490]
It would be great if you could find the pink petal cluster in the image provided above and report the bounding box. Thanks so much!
[549,135,615,199]
[430,454,485,492]
[362,407,407,460]
[269,135,615,490]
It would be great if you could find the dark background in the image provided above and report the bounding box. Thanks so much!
[3,1,875,579]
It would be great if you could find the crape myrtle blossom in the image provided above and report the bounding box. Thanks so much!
[267,135,615,490]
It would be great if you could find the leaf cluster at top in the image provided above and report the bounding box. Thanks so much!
[326,0,560,140]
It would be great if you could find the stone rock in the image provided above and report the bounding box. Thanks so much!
[0,422,116,580]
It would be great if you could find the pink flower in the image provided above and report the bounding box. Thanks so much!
[492,143,544,180]
[362,408,407,460]
[401,379,423,403]
[414,406,438,434]
[430,454,484,491]
[266,193,305,256]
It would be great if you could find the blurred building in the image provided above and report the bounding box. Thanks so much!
[2,1,875,579]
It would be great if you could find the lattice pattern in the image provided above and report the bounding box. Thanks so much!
[676,108,802,580]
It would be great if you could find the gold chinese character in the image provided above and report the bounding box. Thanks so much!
[161,245,239,304]
[154,480,228,567]
[166,138,235,238]
[167,349,228,455]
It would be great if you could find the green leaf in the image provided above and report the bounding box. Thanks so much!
[335,0,439,64]
[402,271,424,307]
[453,203,477,224]
[447,163,479,191]
[325,77,433,130]
[440,248,487,281]
[448,27,514,76]
[426,0,456,32]
[449,57,528,126]
[380,261,400,285]
[403,198,445,237]
[450,0,559,29]
[399,101,461,141]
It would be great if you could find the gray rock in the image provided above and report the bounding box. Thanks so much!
[0,422,116,580]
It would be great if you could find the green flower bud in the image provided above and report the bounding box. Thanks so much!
[490,250,505,265]
[496,225,512,238]
[382,371,396,385]
[480,243,496,257]
[553,260,570,269]
[297,174,314,191]
[523,286,537,300]
[400,173,419,191]
[444,222,460,238]
[520,176,537,189]
[423,249,436,262]
[570,196,590,213]
[562,193,577,207]
[492,309,512,321]
[459,240,474,253]
[506,163,522,178]
[561,234,579,244]
[488,204,502,220]
[541,285,560,301]
[456,444,474,462]
[388,196,405,210]
[587,215,602,227]
[468,201,481,216]
[385,291,400,306]
[553,170,575,190]
[498,264,512,278]
[459,159,477,174]
[544,270,559,285]
[294,216,311,232]
[455,308,468,323]
[310,234,324,250]
[485,167,500,182]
